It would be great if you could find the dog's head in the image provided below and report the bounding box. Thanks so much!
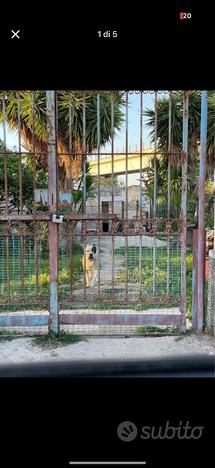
[85,244,96,261]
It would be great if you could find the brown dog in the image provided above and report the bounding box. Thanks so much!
[82,244,98,288]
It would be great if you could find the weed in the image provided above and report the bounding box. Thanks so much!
[0,329,20,341]
[136,326,181,334]
[33,330,86,349]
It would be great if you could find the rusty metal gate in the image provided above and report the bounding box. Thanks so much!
[0,90,190,335]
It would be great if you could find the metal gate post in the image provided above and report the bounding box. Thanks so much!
[197,91,208,331]
[46,91,59,335]
[192,229,198,329]
[181,91,189,331]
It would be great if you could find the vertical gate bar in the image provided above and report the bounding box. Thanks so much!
[192,229,198,329]
[17,92,25,296]
[2,94,10,299]
[2,94,8,214]
[46,90,59,335]
[167,91,172,295]
[83,220,87,300]
[6,233,10,301]
[31,92,39,298]
[139,92,143,299]
[181,91,189,331]
[136,200,139,218]
[35,222,39,298]
[197,91,208,331]
[20,230,25,296]
[69,93,73,193]
[17,93,23,215]
[111,92,115,297]
[69,94,74,295]
[125,92,129,301]
[152,91,158,295]
[97,93,101,298]
[83,93,86,215]
[31,92,36,210]
[69,223,73,296]
[214,168,215,244]
[82,93,87,300]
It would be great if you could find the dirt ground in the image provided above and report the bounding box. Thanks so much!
[0,334,214,364]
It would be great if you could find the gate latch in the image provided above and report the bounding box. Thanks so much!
[52,214,64,224]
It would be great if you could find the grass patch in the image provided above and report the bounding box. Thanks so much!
[81,303,180,311]
[102,288,125,294]
[136,326,181,334]
[33,330,86,349]
[115,245,193,320]
[0,240,83,299]
[132,303,179,310]
[0,329,20,341]
[0,303,48,312]
[87,304,129,310]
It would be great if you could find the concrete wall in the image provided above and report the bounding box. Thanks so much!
[207,249,215,335]
[86,186,150,218]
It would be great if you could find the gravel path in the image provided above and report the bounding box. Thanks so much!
[0,334,214,364]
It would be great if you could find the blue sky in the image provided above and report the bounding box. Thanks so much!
[104,92,156,152]
[0,92,167,152]
[103,92,168,152]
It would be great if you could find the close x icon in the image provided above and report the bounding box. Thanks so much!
[10,29,21,39]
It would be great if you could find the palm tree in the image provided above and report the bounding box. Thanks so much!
[0,91,125,190]
[143,91,215,225]
[142,157,182,217]
[144,91,215,172]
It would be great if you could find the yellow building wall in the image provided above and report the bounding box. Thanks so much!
[89,150,161,176]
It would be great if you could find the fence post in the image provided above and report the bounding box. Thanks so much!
[192,229,198,329]
[181,91,189,331]
[192,229,206,330]
[207,249,215,335]
[46,91,59,335]
[197,91,208,331]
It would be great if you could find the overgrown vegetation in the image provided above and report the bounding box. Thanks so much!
[144,91,215,227]
[0,241,84,298]
[0,92,125,190]
[33,330,86,349]
[136,326,195,335]
[0,144,48,213]
[135,326,181,334]
[0,329,19,341]
[115,246,193,319]
[0,243,194,320]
